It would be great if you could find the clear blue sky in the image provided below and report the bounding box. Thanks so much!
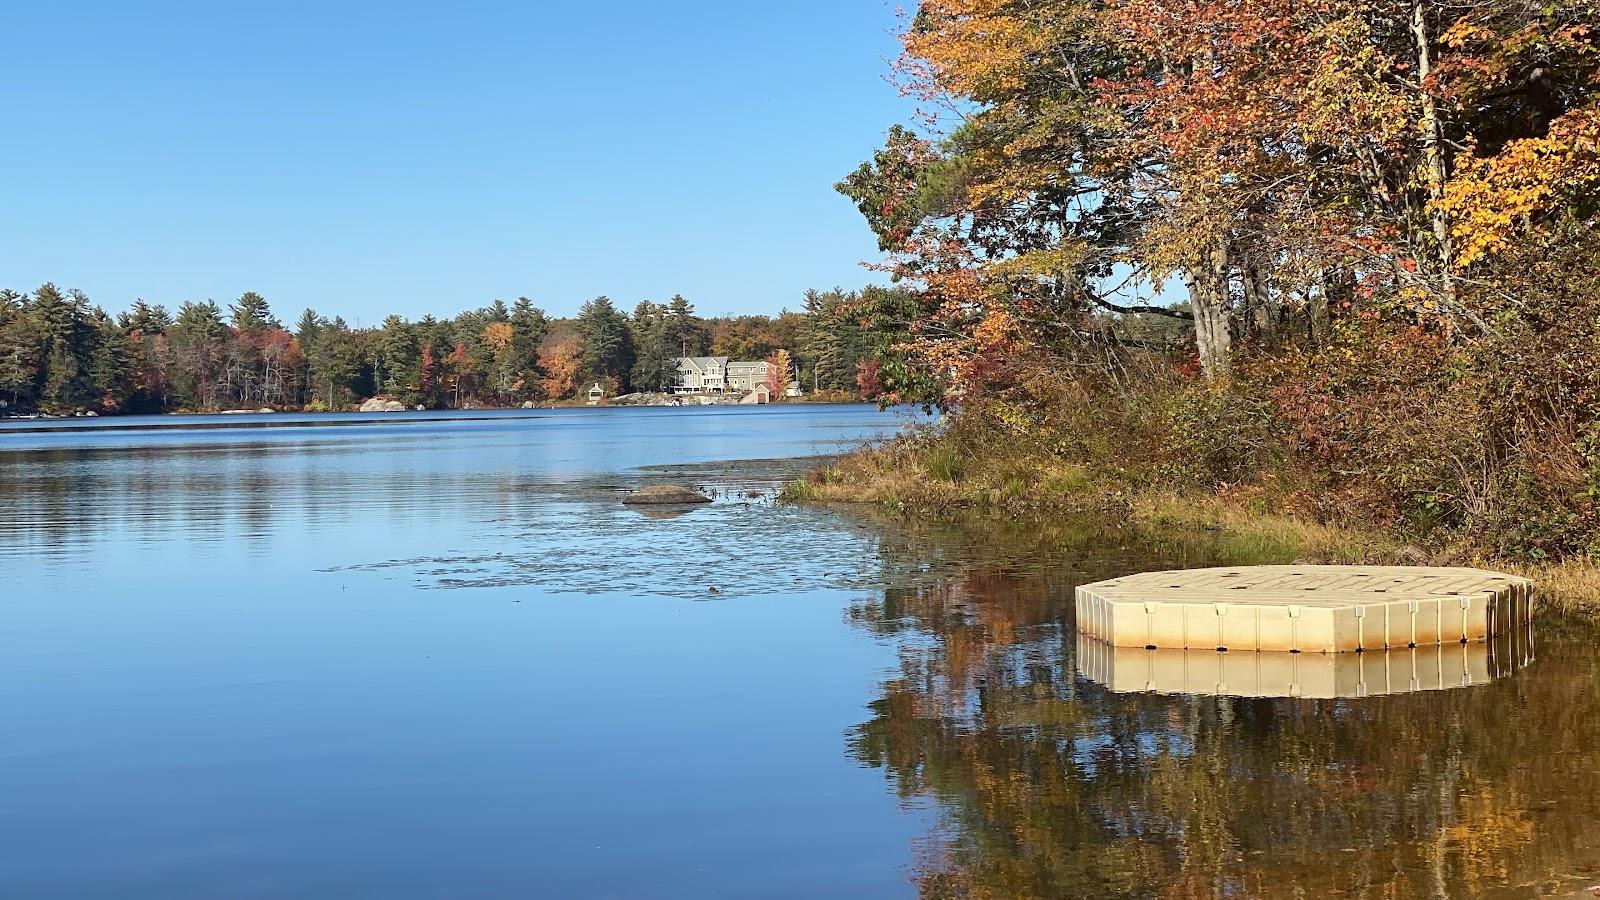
[2,1,911,322]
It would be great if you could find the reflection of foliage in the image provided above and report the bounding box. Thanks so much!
[847,521,1600,897]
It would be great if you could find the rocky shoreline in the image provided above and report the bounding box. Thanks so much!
[608,391,751,407]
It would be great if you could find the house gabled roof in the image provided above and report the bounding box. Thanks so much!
[674,356,729,372]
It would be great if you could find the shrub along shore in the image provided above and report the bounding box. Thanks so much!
[784,404,1600,617]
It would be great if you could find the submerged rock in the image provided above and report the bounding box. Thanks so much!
[628,505,696,520]
[359,397,407,413]
[622,485,712,505]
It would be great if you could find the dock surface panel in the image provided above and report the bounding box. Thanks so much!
[1075,565,1533,653]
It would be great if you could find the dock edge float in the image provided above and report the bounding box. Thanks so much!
[1075,565,1533,654]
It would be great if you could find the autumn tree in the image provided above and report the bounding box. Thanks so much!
[540,330,582,400]
[842,0,1600,392]
[709,316,784,360]
[118,300,173,412]
[769,348,794,397]
[481,320,517,402]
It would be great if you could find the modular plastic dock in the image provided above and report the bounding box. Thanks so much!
[1075,565,1533,654]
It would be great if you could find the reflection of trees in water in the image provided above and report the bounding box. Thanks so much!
[846,521,1600,898]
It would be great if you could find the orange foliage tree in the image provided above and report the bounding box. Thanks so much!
[841,0,1600,390]
[540,332,582,401]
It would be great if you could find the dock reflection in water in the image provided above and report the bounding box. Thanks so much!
[1077,626,1535,698]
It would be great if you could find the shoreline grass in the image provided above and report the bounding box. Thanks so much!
[782,435,1600,618]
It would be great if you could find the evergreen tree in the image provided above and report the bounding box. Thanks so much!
[0,289,41,411]
[230,291,279,331]
[30,285,98,410]
[305,317,362,409]
[377,315,418,396]
[799,288,868,392]
[664,294,705,358]
[511,297,549,398]
[116,301,174,412]
[294,308,324,346]
[411,314,454,407]
[169,300,228,408]
[629,301,673,392]
[576,296,634,389]
[88,310,133,410]
[119,299,172,334]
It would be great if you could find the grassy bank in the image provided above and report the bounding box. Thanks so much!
[783,420,1600,617]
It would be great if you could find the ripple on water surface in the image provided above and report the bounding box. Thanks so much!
[2,408,1600,898]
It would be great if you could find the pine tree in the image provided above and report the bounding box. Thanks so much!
[414,314,452,407]
[88,310,133,410]
[629,301,674,392]
[230,291,279,331]
[169,300,228,408]
[664,294,705,357]
[0,289,41,411]
[377,315,418,396]
[511,297,549,398]
[119,299,172,334]
[29,285,98,410]
[577,296,634,389]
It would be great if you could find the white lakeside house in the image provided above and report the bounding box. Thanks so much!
[672,357,729,393]
[672,357,783,395]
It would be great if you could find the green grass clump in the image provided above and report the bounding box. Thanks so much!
[923,446,967,482]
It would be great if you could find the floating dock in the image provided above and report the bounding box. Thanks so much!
[1075,565,1533,654]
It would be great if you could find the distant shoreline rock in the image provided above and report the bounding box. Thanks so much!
[359,397,408,413]
[611,391,747,407]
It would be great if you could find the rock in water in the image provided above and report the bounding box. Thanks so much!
[359,397,407,413]
[622,485,712,505]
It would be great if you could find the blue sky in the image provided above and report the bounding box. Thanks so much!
[1,2,912,322]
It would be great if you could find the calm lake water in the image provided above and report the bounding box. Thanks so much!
[2,405,1598,898]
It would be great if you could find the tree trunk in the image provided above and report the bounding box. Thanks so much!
[1241,264,1274,338]
[1186,243,1232,378]
[1411,0,1454,299]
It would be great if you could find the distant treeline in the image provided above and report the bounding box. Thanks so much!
[0,285,895,414]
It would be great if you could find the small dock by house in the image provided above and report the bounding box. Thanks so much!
[1076,565,1533,654]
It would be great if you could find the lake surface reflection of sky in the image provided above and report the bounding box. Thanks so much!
[1,406,1597,898]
